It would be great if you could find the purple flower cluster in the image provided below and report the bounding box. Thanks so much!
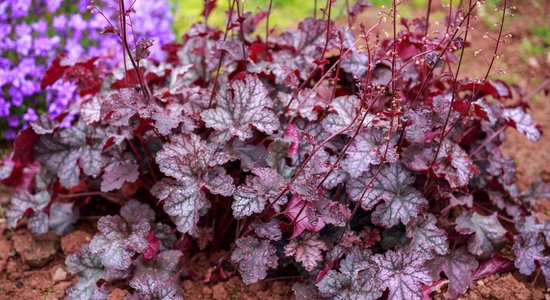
[0,0,175,140]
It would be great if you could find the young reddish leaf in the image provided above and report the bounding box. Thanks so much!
[135,37,154,61]
[284,233,328,271]
[316,249,382,300]
[346,163,428,227]
[284,124,301,156]
[201,75,279,142]
[459,80,512,99]
[373,250,433,300]
[472,252,514,280]
[427,247,479,299]
[285,193,325,239]
[455,212,507,258]
[41,54,70,89]
[12,127,40,164]
[201,0,217,19]
[231,236,278,284]
[406,213,449,256]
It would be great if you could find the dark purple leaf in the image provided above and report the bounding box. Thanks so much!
[513,233,545,275]
[427,247,478,299]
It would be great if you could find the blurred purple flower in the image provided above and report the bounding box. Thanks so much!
[1,0,175,139]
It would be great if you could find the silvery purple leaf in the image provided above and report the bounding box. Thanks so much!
[321,95,361,134]
[89,215,150,270]
[373,250,433,300]
[101,160,139,192]
[6,190,50,229]
[251,219,282,241]
[346,163,427,227]
[406,213,449,257]
[455,212,507,258]
[232,168,286,219]
[48,202,80,235]
[317,248,382,300]
[201,75,279,142]
[152,178,204,236]
[231,236,278,284]
[65,245,106,300]
[28,210,49,234]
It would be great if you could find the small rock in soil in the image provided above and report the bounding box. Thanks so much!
[52,267,67,282]
[12,231,59,267]
[60,229,92,255]
[107,288,129,300]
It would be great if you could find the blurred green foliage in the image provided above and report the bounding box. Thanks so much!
[171,0,429,38]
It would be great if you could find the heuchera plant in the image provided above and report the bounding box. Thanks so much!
[2,0,550,299]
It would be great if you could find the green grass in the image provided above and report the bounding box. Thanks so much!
[173,0,338,39]
[171,0,431,39]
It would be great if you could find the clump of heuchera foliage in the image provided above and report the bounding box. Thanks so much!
[2,0,550,299]
[0,0,174,140]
